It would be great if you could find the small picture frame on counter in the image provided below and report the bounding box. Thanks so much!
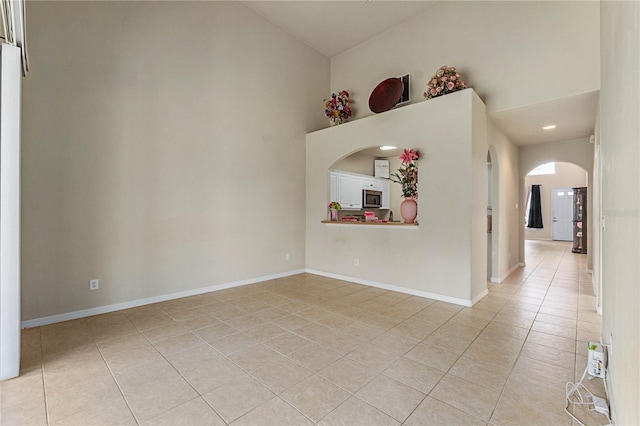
[374,159,390,178]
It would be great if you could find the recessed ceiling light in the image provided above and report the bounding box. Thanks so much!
[379,146,397,151]
[543,125,557,130]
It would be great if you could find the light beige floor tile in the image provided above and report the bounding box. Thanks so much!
[46,375,126,423]
[121,374,199,421]
[355,375,425,422]
[429,374,500,421]
[0,396,47,426]
[208,332,259,356]
[346,343,401,372]
[152,332,204,356]
[244,323,287,342]
[422,330,474,355]
[176,314,220,331]
[181,358,247,394]
[404,396,486,426]
[1,370,45,408]
[288,344,342,372]
[264,332,313,355]
[318,396,399,426]
[526,330,576,353]
[144,397,225,425]
[405,341,459,372]
[369,331,419,355]
[164,344,223,374]
[225,314,266,331]
[141,323,189,343]
[383,357,443,394]
[531,321,576,339]
[202,373,275,423]
[319,332,365,355]
[317,357,379,393]
[193,322,238,342]
[232,397,313,426]
[294,323,335,342]
[114,358,180,391]
[520,341,575,370]
[449,353,512,393]
[280,375,350,422]
[271,314,311,331]
[229,343,286,372]
[252,358,313,394]
[50,400,137,425]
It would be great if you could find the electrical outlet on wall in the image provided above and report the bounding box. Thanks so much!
[354,258,359,266]
[89,279,99,290]
[285,253,291,261]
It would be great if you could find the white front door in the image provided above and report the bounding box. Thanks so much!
[552,188,574,241]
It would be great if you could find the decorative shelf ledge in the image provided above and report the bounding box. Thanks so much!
[321,221,418,227]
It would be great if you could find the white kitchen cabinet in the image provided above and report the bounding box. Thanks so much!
[329,171,339,204]
[381,180,390,209]
[338,173,363,210]
[362,178,382,191]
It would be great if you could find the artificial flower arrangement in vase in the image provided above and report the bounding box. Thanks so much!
[423,65,468,100]
[390,149,421,223]
[324,90,352,126]
[328,201,342,221]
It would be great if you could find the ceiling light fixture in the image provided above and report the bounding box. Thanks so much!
[379,146,397,151]
[543,125,557,130]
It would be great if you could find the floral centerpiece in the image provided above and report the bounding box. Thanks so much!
[324,91,352,125]
[390,149,421,223]
[423,66,468,100]
[390,149,421,198]
[328,201,341,221]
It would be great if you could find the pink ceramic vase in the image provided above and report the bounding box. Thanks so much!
[400,198,417,223]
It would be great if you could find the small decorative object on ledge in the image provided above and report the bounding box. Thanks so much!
[390,149,421,223]
[328,201,341,221]
[369,77,404,113]
[423,65,468,100]
[324,91,352,126]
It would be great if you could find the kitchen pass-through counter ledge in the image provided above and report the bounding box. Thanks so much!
[321,221,418,227]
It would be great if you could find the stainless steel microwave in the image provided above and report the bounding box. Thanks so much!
[363,189,382,208]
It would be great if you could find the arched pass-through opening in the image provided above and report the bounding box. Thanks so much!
[521,161,590,266]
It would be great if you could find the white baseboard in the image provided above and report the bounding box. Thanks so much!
[305,269,476,307]
[491,263,523,284]
[471,288,489,306]
[21,269,306,329]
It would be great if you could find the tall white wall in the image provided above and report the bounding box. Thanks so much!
[331,1,599,117]
[306,89,488,305]
[487,121,520,281]
[600,2,640,424]
[21,1,329,321]
[524,162,588,241]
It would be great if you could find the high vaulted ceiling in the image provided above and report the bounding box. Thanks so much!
[241,1,443,58]
[241,1,598,147]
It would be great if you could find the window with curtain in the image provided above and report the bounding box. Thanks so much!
[527,184,544,228]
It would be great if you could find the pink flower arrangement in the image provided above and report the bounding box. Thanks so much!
[423,66,468,100]
[324,90,352,125]
[391,149,422,198]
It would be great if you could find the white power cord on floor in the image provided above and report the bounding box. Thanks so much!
[565,364,614,426]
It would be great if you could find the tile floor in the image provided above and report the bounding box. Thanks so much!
[1,240,606,426]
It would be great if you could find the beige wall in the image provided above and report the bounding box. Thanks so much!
[21,1,329,321]
[524,162,588,241]
[600,2,640,424]
[306,89,488,304]
[487,121,520,281]
[331,1,599,117]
